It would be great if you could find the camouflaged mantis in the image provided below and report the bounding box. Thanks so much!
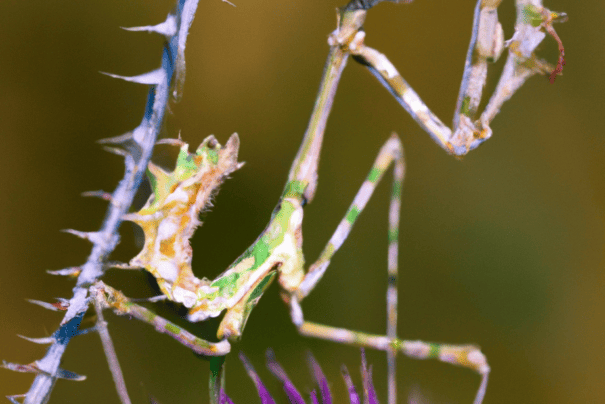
[90,1,567,404]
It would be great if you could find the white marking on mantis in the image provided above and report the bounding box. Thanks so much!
[402,341,431,359]
[468,350,490,374]
[290,205,303,228]
[388,199,400,229]
[352,181,374,211]
[157,218,179,241]
[165,187,190,205]
[359,46,399,79]
[386,287,397,309]
[173,286,198,308]
[297,261,330,298]
[388,243,398,269]
[348,31,366,53]
[290,297,304,327]
[330,221,352,252]
[155,261,178,283]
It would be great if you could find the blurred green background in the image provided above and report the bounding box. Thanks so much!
[0,0,602,403]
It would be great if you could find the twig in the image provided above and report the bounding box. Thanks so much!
[92,300,131,404]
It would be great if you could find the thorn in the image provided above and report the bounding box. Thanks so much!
[6,394,26,404]
[2,361,86,381]
[97,132,133,145]
[148,295,168,303]
[61,229,103,244]
[75,327,97,337]
[121,14,177,37]
[102,146,130,157]
[47,266,81,277]
[156,138,186,147]
[106,261,141,270]
[131,295,167,303]
[81,190,112,201]
[100,68,165,85]
[17,335,55,345]
[2,361,43,374]
[98,132,142,161]
[27,299,70,311]
[56,368,86,381]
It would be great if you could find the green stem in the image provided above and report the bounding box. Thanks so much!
[209,356,226,404]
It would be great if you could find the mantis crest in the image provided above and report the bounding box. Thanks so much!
[92,1,567,403]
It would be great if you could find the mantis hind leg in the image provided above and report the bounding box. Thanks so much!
[287,134,489,404]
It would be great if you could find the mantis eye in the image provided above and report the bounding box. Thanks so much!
[207,137,218,149]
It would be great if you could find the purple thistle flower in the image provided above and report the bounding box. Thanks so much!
[306,351,332,404]
[341,365,361,404]
[360,350,379,404]
[232,349,380,404]
[219,388,235,404]
[266,349,306,404]
[238,352,276,404]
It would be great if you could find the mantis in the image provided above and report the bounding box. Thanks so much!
[93,1,566,403]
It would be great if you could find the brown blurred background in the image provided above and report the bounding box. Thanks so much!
[0,0,602,403]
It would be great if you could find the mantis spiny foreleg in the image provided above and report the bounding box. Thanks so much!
[91,134,244,357]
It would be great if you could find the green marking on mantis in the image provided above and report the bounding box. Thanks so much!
[211,272,241,293]
[283,180,306,199]
[522,5,544,27]
[368,167,381,183]
[461,95,472,117]
[176,145,198,173]
[428,343,440,359]
[147,169,159,200]
[249,272,276,302]
[142,310,156,324]
[388,228,398,244]
[207,148,219,165]
[391,180,401,199]
[252,239,271,268]
[346,207,360,224]
[165,322,182,335]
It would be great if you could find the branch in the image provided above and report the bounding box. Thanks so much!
[11,1,204,403]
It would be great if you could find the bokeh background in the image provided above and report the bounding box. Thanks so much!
[0,0,602,403]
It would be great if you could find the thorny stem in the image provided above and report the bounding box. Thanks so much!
[92,300,131,404]
[21,1,203,403]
